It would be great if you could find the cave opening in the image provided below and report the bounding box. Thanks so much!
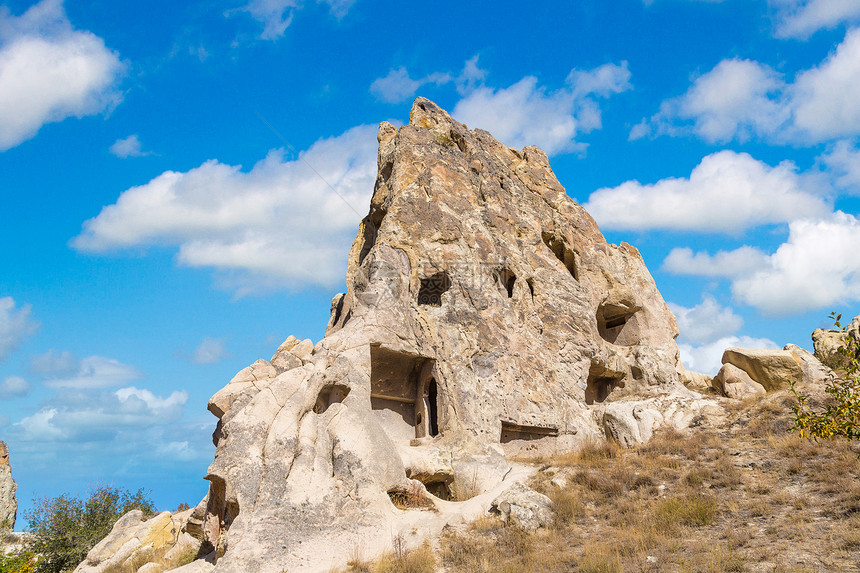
[417,271,451,306]
[542,232,578,280]
[369,345,440,441]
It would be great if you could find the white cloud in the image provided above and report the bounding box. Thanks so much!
[668,295,744,345]
[0,375,29,398]
[666,212,860,315]
[109,134,151,158]
[679,335,780,376]
[238,0,355,39]
[791,28,860,140]
[370,56,486,104]
[663,246,770,277]
[30,349,78,374]
[43,355,141,389]
[191,337,227,364]
[821,139,860,193]
[16,385,188,442]
[772,0,860,39]
[732,212,860,314]
[0,297,39,361]
[0,0,124,151]
[452,62,631,155]
[584,150,831,232]
[73,124,378,293]
[638,29,860,144]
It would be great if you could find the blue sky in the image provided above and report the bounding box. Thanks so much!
[1,0,860,523]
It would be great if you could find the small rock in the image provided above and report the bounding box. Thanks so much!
[491,483,554,531]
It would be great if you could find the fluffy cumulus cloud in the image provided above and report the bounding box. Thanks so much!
[41,354,140,389]
[452,62,632,155]
[0,376,29,398]
[29,349,78,374]
[73,124,379,293]
[239,0,355,39]
[668,294,743,345]
[771,0,860,38]
[16,385,187,442]
[0,0,124,151]
[666,211,860,315]
[584,150,831,233]
[191,337,227,364]
[663,246,770,277]
[821,139,860,193]
[637,29,860,144]
[370,56,487,104]
[668,295,778,374]
[0,297,39,361]
[109,134,151,158]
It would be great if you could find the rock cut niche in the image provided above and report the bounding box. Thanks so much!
[313,384,350,414]
[585,362,625,405]
[497,268,516,298]
[500,421,559,443]
[417,271,451,306]
[369,345,439,441]
[596,303,641,346]
[542,232,578,280]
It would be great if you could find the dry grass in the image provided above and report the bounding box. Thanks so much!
[355,390,860,572]
[439,390,860,573]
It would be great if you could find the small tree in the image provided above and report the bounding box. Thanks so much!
[25,485,155,573]
[791,313,860,440]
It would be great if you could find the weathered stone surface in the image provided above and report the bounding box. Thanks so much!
[159,99,704,572]
[680,365,713,393]
[0,442,17,529]
[721,348,804,392]
[73,509,200,573]
[812,315,859,370]
[491,483,553,530]
[712,363,766,400]
[785,344,833,386]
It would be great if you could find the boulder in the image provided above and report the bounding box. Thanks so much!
[712,363,766,399]
[721,347,804,392]
[680,366,712,393]
[812,315,859,370]
[491,483,554,530]
[160,98,711,572]
[0,442,17,530]
[785,344,833,386]
[73,509,200,573]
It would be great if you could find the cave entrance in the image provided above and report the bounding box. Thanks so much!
[313,384,350,414]
[500,421,559,443]
[596,303,641,346]
[585,362,625,405]
[370,345,440,441]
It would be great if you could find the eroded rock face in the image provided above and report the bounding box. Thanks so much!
[0,441,17,529]
[721,348,804,392]
[812,315,860,370]
[191,99,701,572]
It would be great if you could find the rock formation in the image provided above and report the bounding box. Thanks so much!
[813,315,860,370]
[168,98,715,573]
[0,441,17,529]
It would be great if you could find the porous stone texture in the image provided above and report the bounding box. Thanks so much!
[0,442,17,530]
[166,99,711,572]
[721,348,804,392]
[785,344,833,386]
[491,483,553,531]
[812,315,859,370]
[712,363,766,400]
[73,509,201,573]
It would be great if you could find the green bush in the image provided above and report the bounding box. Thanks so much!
[25,485,155,573]
[0,551,38,573]
[792,313,860,441]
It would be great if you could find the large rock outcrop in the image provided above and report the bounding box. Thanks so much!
[0,441,17,529]
[812,315,860,370]
[177,99,710,572]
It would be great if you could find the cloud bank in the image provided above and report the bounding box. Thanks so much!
[73,124,378,293]
[0,0,124,151]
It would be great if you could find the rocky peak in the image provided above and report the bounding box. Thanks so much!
[180,98,710,572]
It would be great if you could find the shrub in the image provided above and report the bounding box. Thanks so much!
[791,313,860,441]
[0,551,38,573]
[25,485,155,573]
